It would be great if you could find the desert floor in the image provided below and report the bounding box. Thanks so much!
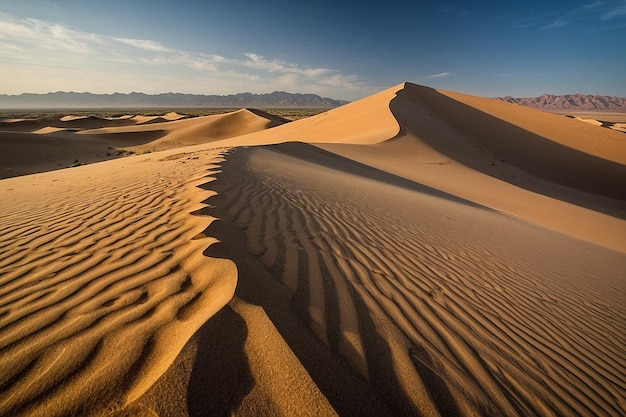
[1,83,625,416]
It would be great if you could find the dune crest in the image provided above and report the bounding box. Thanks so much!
[317,83,626,252]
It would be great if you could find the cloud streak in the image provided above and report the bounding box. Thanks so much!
[542,1,626,30]
[602,4,626,20]
[0,13,367,98]
[426,72,451,79]
[112,37,174,53]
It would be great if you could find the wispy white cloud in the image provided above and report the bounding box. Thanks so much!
[426,72,451,79]
[242,53,334,78]
[113,37,174,53]
[509,1,625,31]
[602,4,626,19]
[543,18,571,29]
[542,2,602,29]
[581,1,604,11]
[0,13,367,99]
[542,1,626,29]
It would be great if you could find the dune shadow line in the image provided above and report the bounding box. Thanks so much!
[268,141,490,211]
[201,151,398,416]
[184,170,255,417]
[200,148,471,416]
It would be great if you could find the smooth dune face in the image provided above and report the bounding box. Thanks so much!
[2,82,626,416]
[209,83,403,147]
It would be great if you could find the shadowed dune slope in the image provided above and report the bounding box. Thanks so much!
[0,116,137,132]
[0,130,106,178]
[205,144,626,417]
[397,83,626,199]
[312,83,626,251]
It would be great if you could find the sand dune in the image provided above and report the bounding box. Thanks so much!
[1,82,625,416]
[570,115,626,133]
[130,112,185,124]
[319,83,626,252]
[0,109,286,179]
[77,109,287,149]
[210,84,401,147]
[208,83,626,251]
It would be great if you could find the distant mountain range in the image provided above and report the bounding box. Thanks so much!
[0,91,349,109]
[495,94,626,111]
[4,90,624,112]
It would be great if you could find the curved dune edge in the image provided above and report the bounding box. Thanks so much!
[0,149,237,416]
[317,83,626,253]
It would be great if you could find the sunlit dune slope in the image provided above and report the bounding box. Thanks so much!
[0,149,238,416]
[210,84,402,147]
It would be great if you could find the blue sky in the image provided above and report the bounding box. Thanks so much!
[0,0,624,100]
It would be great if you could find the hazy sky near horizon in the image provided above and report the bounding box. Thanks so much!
[1,0,624,100]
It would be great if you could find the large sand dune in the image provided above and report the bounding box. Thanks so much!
[1,82,625,416]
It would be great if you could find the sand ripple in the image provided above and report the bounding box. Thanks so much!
[0,151,236,416]
[210,145,626,417]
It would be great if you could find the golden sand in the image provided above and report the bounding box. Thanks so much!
[1,83,625,416]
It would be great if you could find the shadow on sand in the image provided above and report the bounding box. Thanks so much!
[199,147,467,416]
[390,84,626,216]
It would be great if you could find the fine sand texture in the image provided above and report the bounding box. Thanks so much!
[1,82,625,416]
[199,144,625,416]
[0,149,238,416]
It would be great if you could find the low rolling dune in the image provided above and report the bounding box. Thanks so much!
[0,109,287,179]
[1,82,625,416]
